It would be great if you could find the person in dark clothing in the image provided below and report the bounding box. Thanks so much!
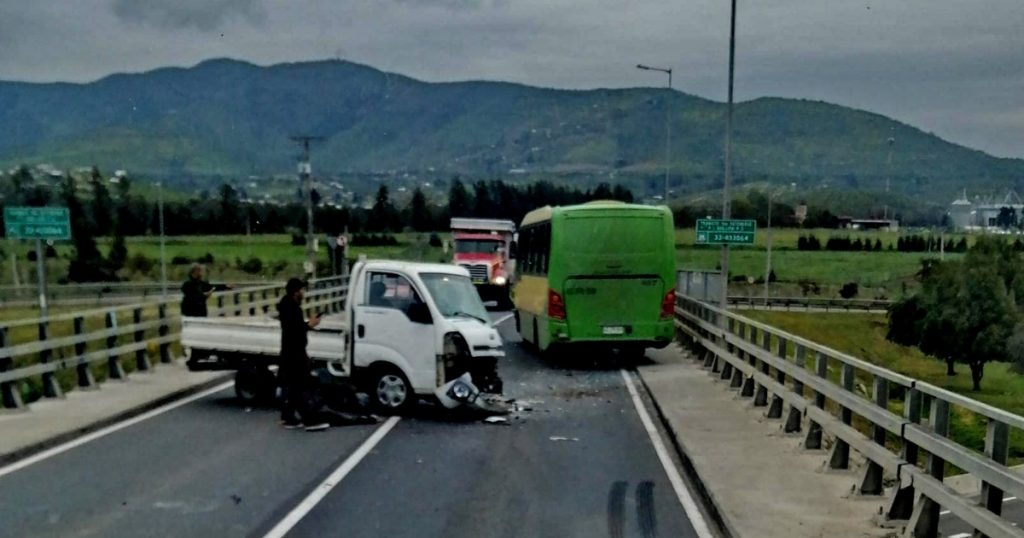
[180,264,229,317]
[277,278,328,432]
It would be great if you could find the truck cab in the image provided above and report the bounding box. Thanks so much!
[450,218,517,304]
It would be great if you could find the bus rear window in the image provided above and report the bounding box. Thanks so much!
[564,216,666,255]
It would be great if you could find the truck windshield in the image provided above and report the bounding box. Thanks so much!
[420,273,490,323]
[455,240,502,254]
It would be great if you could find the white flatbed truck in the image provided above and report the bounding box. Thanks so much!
[181,260,505,412]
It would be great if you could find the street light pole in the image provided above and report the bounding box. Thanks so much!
[764,192,772,306]
[636,64,673,203]
[158,181,167,299]
[721,0,738,316]
[290,135,324,279]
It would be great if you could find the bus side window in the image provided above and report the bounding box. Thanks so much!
[539,223,550,274]
[521,227,533,274]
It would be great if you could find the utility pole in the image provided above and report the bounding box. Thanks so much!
[721,0,738,316]
[158,181,167,299]
[290,135,324,279]
[35,238,47,318]
[636,64,673,203]
[764,191,773,306]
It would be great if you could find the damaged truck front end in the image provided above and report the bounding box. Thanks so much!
[437,331,504,408]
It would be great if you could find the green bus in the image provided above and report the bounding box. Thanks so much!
[512,201,676,355]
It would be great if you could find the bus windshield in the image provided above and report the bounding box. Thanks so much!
[420,273,490,323]
[455,239,503,254]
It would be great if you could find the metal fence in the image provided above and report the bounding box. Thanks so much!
[0,276,348,411]
[675,294,1024,538]
[727,296,893,312]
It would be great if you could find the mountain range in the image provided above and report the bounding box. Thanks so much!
[1,58,1021,202]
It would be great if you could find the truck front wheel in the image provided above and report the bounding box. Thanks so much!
[368,366,414,414]
[234,365,276,404]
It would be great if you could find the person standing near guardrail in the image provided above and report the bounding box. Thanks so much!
[180,264,230,317]
[277,278,328,432]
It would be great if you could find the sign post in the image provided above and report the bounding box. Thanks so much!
[695,219,756,245]
[4,207,71,318]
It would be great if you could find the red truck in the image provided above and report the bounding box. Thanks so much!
[450,218,517,305]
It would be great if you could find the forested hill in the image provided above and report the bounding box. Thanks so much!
[1,58,1021,200]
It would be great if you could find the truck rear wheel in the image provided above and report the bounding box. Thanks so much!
[368,366,414,414]
[234,365,276,404]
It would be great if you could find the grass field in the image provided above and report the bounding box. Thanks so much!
[743,310,1024,460]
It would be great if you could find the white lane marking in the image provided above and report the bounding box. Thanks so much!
[262,416,401,538]
[620,369,716,538]
[949,533,971,538]
[492,312,515,326]
[0,381,233,480]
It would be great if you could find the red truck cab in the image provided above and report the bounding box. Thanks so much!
[450,218,517,303]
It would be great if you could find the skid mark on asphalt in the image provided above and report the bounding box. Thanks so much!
[608,480,628,538]
[636,480,658,538]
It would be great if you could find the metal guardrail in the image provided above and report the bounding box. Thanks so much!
[727,296,893,312]
[675,294,1024,538]
[0,276,348,411]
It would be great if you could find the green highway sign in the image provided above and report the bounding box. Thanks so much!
[695,219,756,245]
[4,207,71,240]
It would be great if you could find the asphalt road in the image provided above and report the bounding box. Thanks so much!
[0,312,708,538]
[939,495,1023,537]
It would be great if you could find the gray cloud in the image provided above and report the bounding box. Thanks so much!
[0,0,1020,157]
[112,0,267,31]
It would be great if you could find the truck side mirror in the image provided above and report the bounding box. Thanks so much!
[407,302,433,324]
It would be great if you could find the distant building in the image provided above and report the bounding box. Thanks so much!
[837,217,899,231]
[947,189,1024,230]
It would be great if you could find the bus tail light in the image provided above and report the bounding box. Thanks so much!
[660,289,676,319]
[548,289,566,320]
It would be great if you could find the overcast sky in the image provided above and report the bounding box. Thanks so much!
[0,0,1021,157]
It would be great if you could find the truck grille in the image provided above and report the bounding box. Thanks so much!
[460,264,489,282]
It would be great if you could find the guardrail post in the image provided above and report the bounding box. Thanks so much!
[804,351,828,449]
[979,419,1010,525]
[741,326,756,397]
[720,319,734,380]
[233,291,242,316]
[886,386,921,521]
[132,307,150,372]
[106,311,126,380]
[907,398,948,538]
[0,327,25,410]
[248,291,256,316]
[767,337,787,418]
[754,331,771,407]
[729,322,745,388]
[158,303,171,364]
[73,316,96,389]
[38,319,63,398]
[828,363,855,469]
[784,344,806,432]
[859,375,889,495]
[217,295,225,317]
[262,289,270,314]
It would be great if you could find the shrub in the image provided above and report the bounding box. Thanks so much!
[171,255,191,265]
[428,233,443,248]
[126,253,155,274]
[240,257,263,275]
[839,282,859,299]
[197,252,214,264]
[798,279,821,296]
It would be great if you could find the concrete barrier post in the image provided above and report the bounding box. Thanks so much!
[217,295,225,317]
[133,307,150,372]
[249,291,256,316]
[106,311,126,380]
[38,319,63,398]
[767,337,787,418]
[720,318,734,381]
[887,387,922,521]
[730,322,745,388]
[73,316,96,389]
[233,291,242,317]
[0,326,25,410]
[907,399,949,537]
[158,304,171,364]
[784,344,806,433]
[859,375,889,494]
[804,351,828,449]
[828,362,856,469]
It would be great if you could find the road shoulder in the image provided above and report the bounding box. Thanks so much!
[0,363,230,466]
[639,344,893,538]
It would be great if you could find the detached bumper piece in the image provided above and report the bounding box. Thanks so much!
[445,355,503,394]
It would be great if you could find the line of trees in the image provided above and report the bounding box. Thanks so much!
[796,234,971,253]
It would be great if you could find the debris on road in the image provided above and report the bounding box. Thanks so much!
[483,416,510,425]
[549,436,579,442]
